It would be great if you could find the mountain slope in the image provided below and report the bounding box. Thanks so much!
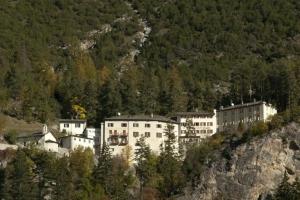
[0,0,299,124]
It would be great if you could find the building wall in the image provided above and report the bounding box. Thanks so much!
[59,121,87,135]
[61,136,95,153]
[217,102,277,132]
[176,110,217,140]
[44,142,59,152]
[104,120,179,156]
[85,128,100,139]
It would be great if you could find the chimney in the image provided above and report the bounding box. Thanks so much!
[42,124,48,134]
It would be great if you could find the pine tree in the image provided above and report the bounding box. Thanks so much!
[158,124,185,197]
[3,150,38,200]
[274,172,298,200]
[185,118,195,137]
[135,136,153,192]
[53,156,74,200]
[93,143,113,194]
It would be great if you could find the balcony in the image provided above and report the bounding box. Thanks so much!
[119,139,128,146]
[108,133,128,146]
[110,140,119,146]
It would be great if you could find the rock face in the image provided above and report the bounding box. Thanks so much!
[178,123,300,200]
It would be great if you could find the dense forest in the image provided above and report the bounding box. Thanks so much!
[0,0,300,126]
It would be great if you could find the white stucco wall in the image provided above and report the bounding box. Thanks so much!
[176,110,217,140]
[61,136,95,153]
[59,120,87,135]
[85,128,100,139]
[44,142,59,152]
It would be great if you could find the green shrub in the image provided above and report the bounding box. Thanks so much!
[4,130,17,144]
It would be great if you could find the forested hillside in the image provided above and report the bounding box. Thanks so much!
[0,0,300,125]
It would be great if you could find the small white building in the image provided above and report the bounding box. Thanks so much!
[60,135,95,153]
[217,100,277,132]
[85,127,100,139]
[59,119,87,135]
[172,110,217,144]
[104,114,179,157]
[17,125,59,152]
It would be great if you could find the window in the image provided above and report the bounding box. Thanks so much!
[109,130,113,134]
[84,139,86,142]
[133,132,139,137]
[133,123,139,127]
[64,123,69,128]
[123,130,127,135]
[145,132,151,137]
[195,122,199,126]
[156,132,162,138]
[108,123,114,127]
[200,130,206,134]
[196,130,200,133]
[79,139,81,141]
[145,123,151,128]
[75,123,81,128]
[74,137,76,140]
[157,124,162,128]
[208,122,213,126]
[207,130,213,134]
[121,123,127,127]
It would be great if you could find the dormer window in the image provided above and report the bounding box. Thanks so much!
[64,123,69,128]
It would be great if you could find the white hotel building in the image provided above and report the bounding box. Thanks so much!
[103,115,179,156]
[171,110,217,143]
[217,101,277,132]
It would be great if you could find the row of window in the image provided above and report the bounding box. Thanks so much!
[108,130,163,138]
[63,123,81,128]
[181,122,213,126]
[133,132,162,138]
[222,117,260,126]
[73,137,93,143]
[108,123,162,128]
[181,130,213,134]
[109,130,127,135]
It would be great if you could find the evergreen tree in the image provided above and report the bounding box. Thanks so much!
[2,150,38,200]
[135,136,157,194]
[158,124,185,197]
[53,156,74,200]
[99,75,122,120]
[274,172,298,200]
[93,143,113,193]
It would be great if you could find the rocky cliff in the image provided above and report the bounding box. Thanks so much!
[178,123,300,200]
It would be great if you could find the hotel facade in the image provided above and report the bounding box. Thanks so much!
[103,115,179,156]
[217,101,277,132]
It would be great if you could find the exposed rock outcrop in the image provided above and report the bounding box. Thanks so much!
[178,123,300,200]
